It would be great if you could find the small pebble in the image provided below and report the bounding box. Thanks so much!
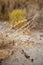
[31,59,34,62]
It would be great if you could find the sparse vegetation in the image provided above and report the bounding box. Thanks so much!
[0,0,43,64]
[9,9,26,28]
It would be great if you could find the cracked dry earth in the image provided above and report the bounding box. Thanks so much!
[0,21,43,65]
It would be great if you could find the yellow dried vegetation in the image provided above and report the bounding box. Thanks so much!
[9,9,26,28]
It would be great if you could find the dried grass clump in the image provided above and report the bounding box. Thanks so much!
[9,9,26,28]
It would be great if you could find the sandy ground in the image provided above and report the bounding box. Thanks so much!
[0,21,43,65]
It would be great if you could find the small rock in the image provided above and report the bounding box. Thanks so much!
[31,59,34,62]
[24,54,30,59]
[22,50,30,59]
